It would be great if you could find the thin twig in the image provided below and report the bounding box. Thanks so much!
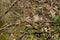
[0,0,18,18]
[0,22,19,31]
[16,33,26,40]
[5,0,18,14]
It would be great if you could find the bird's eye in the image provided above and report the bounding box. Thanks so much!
[37,11,42,16]
[44,0,48,3]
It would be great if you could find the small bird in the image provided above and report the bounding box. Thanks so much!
[33,15,39,22]
[17,0,24,8]
[25,14,39,23]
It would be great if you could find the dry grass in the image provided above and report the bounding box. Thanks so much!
[0,0,60,40]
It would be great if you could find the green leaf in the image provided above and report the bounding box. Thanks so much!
[57,5,60,10]
[27,34,33,40]
[0,34,6,40]
[42,35,45,40]
[0,20,4,27]
[54,14,60,22]
[56,37,60,40]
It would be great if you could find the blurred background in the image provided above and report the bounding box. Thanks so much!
[0,0,60,40]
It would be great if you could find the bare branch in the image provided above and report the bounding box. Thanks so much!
[0,21,20,31]
[0,0,18,18]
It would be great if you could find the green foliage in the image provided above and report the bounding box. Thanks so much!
[0,20,4,27]
[27,34,33,40]
[56,37,60,40]
[57,5,60,10]
[27,34,37,40]
[42,35,45,40]
[0,34,6,40]
[54,14,60,22]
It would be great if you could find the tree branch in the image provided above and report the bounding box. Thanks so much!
[0,0,18,18]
